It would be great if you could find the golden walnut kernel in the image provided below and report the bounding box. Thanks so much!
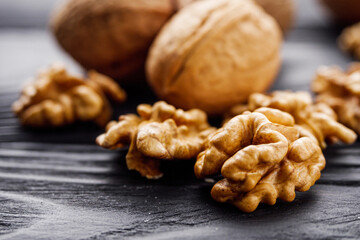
[312,64,360,135]
[12,64,126,127]
[96,101,215,179]
[225,91,357,148]
[339,22,360,59]
[195,109,325,213]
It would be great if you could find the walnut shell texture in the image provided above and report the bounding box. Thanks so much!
[146,0,282,115]
[51,0,194,81]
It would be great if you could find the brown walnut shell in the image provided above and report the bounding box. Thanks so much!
[51,0,195,81]
[146,0,282,115]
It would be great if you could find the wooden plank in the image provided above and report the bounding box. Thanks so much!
[0,177,359,239]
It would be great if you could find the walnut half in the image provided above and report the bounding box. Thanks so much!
[312,64,360,135]
[225,91,357,148]
[12,63,126,127]
[195,108,325,212]
[339,22,360,59]
[96,101,215,179]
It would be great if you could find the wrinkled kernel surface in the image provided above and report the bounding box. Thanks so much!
[312,64,360,135]
[339,22,360,59]
[196,109,326,212]
[97,101,215,179]
[225,91,357,148]
[12,64,126,127]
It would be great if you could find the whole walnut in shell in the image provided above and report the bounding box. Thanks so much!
[146,0,282,115]
[51,0,195,81]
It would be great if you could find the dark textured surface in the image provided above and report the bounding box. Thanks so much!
[0,0,360,239]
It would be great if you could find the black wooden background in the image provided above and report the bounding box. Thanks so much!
[0,0,360,239]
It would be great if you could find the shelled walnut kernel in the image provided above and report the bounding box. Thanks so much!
[96,101,215,179]
[195,109,325,212]
[312,64,360,135]
[12,64,126,127]
[224,91,357,148]
[339,22,360,59]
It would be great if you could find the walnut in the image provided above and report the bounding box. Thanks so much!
[254,0,295,33]
[319,0,360,24]
[195,109,325,212]
[96,101,215,179]
[312,64,360,135]
[12,63,126,127]
[339,22,360,59]
[146,0,282,115]
[225,91,357,148]
[51,0,196,81]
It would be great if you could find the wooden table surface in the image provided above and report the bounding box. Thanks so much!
[0,0,360,239]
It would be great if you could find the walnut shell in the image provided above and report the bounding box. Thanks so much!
[320,0,360,24]
[255,0,295,33]
[51,0,194,81]
[146,0,282,115]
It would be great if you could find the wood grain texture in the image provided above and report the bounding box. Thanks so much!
[0,0,360,239]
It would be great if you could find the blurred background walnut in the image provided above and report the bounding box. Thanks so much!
[12,63,126,128]
[312,64,360,135]
[97,101,215,179]
[195,109,325,212]
[319,0,360,24]
[51,0,196,82]
[255,0,295,33]
[339,23,360,60]
[146,0,282,115]
[225,91,357,148]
